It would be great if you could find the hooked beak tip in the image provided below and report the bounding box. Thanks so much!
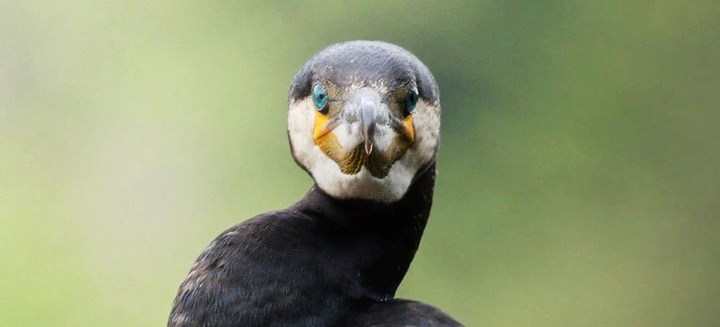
[362,118,375,155]
[364,139,373,155]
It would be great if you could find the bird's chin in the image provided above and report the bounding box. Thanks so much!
[311,161,416,203]
[304,132,418,202]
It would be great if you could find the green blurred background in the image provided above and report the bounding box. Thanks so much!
[2,1,719,326]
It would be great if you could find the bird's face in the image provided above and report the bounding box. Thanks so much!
[288,41,440,203]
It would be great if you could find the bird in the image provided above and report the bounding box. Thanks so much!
[168,40,461,326]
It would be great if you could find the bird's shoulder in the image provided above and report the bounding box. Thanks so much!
[168,210,348,326]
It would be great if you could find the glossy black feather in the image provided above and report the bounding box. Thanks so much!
[169,164,460,326]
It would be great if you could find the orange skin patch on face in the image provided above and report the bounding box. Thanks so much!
[313,111,331,140]
[313,111,364,174]
[402,115,415,143]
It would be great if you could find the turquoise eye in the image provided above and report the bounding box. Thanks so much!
[406,87,419,114]
[312,83,328,111]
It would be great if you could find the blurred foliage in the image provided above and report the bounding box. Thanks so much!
[1,1,719,326]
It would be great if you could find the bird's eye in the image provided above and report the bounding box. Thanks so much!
[405,87,419,115]
[312,83,328,111]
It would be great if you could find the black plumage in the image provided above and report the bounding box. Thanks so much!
[169,41,461,326]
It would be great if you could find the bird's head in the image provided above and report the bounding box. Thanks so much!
[288,41,440,203]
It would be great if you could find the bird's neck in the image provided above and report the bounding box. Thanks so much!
[292,162,436,300]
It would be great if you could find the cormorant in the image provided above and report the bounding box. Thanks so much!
[168,41,462,326]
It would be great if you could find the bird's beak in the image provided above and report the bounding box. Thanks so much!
[313,87,414,178]
[357,88,379,155]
